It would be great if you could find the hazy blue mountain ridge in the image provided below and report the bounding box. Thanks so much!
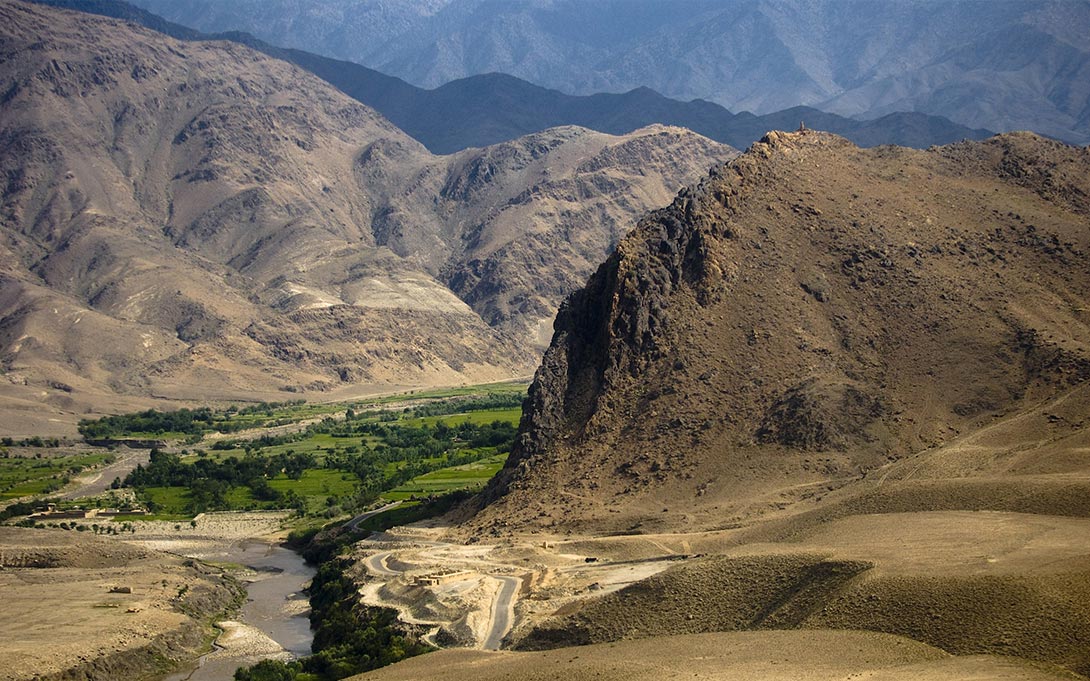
[33,0,993,153]
[124,0,1090,144]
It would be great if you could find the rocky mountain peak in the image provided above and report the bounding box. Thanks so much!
[468,130,1090,536]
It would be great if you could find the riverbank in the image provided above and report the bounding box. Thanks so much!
[121,512,317,681]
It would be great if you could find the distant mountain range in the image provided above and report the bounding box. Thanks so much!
[33,0,993,154]
[122,0,1090,145]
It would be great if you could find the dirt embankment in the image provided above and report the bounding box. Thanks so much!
[515,512,1090,677]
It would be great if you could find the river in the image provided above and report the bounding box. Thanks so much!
[164,540,315,681]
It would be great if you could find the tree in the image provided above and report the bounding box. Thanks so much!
[234,659,300,681]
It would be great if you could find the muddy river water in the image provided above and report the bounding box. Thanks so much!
[164,540,314,681]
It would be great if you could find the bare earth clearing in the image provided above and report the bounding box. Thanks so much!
[0,527,242,681]
[0,512,310,681]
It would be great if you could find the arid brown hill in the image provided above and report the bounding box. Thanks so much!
[469,130,1090,536]
[0,0,730,431]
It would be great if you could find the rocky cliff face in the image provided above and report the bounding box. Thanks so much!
[0,1,730,430]
[471,130,1090,535]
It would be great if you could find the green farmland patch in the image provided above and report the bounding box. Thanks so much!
[383,453,508,501]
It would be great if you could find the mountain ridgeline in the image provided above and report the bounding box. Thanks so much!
[469,130,1090,536]
[32,0,992,154]
[125,0,1090,145]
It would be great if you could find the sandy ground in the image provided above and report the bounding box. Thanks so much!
[351,630,1077,681]
[0,527,241,681]
[127,511,293,558]
[350,503,1090,677]
[0,512,307,681]
[60,448,151,500]
[164,621,293,681]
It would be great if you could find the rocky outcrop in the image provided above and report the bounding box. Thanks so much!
[469,130,1090,535]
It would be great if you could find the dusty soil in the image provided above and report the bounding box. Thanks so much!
[128,511,293,558]
[351,630,1077,681]
[351,384,1090,677]
[0,527,242,681]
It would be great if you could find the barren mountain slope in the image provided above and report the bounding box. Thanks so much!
[439,125,730,345]
[466,130,1090,537]
[0,0,730,430]
[0,0,508,403]
[389,131,1090,681]
[24,0,997,155]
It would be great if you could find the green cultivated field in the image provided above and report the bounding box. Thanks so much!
[5,381,527,526]
[135,486,194,520]
[397,407,521,428]
[0,451,113,500]
[383,453,508,501]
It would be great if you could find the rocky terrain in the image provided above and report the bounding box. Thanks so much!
[31,0,996,155]
[471,130,1090,536]
[0,0,730,433]
[0,526,242,680]
[7,3,1090,680]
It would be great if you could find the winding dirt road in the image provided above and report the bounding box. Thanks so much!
[346,501,403,530]
[59,449,150,500]
[483,576,520,650]
[365,551,402,577]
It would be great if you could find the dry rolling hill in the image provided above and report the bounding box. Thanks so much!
[0,0,731,434]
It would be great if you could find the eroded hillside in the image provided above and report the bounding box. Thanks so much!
[0,0,731,432]
[337,130,1090,681]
